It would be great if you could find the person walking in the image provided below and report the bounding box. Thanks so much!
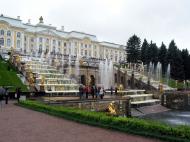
[79,85,83,100]
[16,87,21,103]
[0,87,5,109]
[5,87,9,104]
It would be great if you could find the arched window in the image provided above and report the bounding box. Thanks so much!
[7,39,11,47]
[17,32,21,38]
[0,30,4,36]
[7,31,11,36]
[0,38,4,46]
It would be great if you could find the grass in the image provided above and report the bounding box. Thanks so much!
[18,100,190,142]
[0,59,28,92]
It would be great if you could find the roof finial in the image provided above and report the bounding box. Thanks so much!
[39,16,43,24]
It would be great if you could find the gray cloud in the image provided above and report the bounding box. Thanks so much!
[1,0,190,50]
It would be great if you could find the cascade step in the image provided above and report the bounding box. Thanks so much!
[131,99,160,104]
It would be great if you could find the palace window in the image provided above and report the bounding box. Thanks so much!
[64,42,67,47]
[58,41,61,46]
[31,38,34,42]
[39,45,42,53]
[89,44,91,48]
[7,39,11,47]
[85,44,87,48]
[46,38,49,43]
[115,56,118,62]
[24,36,27,41]
[17,40,21,48]
[17,32,21,38]
[85,50,87,56]
[0,30,4,36]
[7,31,11,36]
[89,51,91,56]
[64,48,67,54]
[81,49,83,56]
[69,48,71,54]
[75,42,77,46]
[39,37,43,43]
[75,48,77,55]
[53,40,56,45]
[94,51,97,57]
[81,43,83,47]
[0,38,4,46]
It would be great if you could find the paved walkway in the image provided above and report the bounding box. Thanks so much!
[0,101,161,142]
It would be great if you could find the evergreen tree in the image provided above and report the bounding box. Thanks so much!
[158,42,167,74]
[181,49,189,80]
[126,34,141,63]
[167,40,184,80]
[141,39,149,64]
[149,41,158,64]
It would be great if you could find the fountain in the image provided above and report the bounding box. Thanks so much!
[166,64,171,86]
[99,59,113,89]
[75,55,80,81]
[68,55,72,77]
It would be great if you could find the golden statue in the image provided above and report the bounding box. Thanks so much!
[40,75,45,85]
[108,101,118,115]
[15,55,21,63]
[28,72,34,86]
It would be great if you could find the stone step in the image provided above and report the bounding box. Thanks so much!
[128,94,153,97]
[131,99,160,105]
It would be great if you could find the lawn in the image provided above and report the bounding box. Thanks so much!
[0,59,28,92]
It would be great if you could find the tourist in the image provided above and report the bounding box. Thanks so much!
[16,87,21,103]
[0,86,5,108]
[99,87,104,99]
[4,87,9,104]
[85,85,88,99]
[96,86,99,99]
[110,86,113,96]
[91,85,95,99]
[79,85,83,99]
[115,86,118,95]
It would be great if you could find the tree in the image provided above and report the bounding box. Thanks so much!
[147,41,158,64]
[141,39,149,64]
[158,42,167,74]
[167,40,184,80]
[181,49,189,80]
[126,34,141,63]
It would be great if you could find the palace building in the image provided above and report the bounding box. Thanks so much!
[0,15,126,63]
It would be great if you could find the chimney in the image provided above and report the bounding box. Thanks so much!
[17,16,20,20]
[61,26,64,31]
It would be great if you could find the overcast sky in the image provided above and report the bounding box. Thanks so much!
[1,0,190,50]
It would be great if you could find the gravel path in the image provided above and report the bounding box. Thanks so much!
[0,101,161,142]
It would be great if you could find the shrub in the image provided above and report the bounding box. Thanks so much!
[18,100,190,142]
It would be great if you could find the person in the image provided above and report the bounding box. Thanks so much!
[4,87,9,104]
[115,86,118,96]
[91,85,95,99]
[95,86,99,99]
[0,86,5,108]
[79,85,83,99]
[110,86,113,96]
[85,85,89,99]
[99,87,104,99]
[16,87,21,103]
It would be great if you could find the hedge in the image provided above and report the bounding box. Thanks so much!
[18,100,190,142]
